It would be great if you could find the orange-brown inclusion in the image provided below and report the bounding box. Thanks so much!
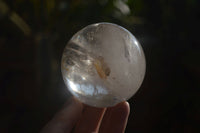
[94,56,110,79]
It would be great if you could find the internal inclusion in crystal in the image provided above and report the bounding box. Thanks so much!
[61,22,146,107]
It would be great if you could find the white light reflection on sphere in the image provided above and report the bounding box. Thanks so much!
[61,23,146,107]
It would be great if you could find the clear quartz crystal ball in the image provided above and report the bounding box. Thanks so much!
[61,22,146,107]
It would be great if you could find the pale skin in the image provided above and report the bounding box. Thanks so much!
[40,97,130,133]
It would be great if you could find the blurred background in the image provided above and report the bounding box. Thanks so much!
[0,0,200,132]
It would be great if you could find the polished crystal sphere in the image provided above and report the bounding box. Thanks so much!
[61,22,146,107]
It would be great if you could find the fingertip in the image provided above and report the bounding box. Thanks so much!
[123,101,130,116]
[113,101,130,114]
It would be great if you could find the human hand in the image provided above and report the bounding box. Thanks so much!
[41,97,130,133]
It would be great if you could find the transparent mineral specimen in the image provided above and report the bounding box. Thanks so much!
[61,22,146,107]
